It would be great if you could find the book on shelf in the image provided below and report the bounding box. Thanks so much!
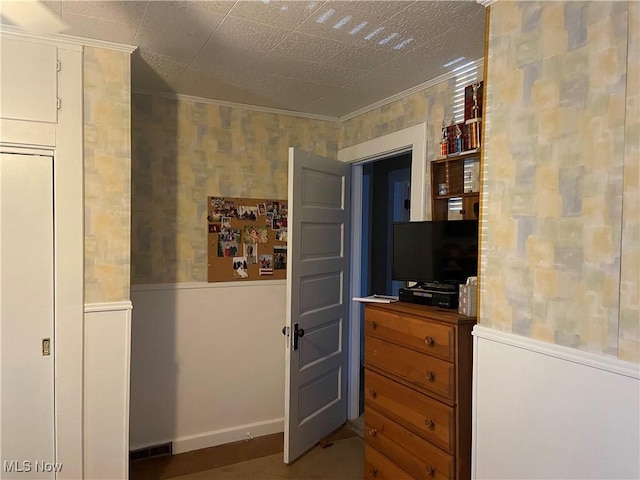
[352,294,399,304]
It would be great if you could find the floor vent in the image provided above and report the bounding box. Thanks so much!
[130,442,172,462]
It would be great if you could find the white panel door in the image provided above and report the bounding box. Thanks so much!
[0,38,58,123]
[284,148,351,463]
[1,153,56,478]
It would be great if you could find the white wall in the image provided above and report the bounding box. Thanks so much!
[472,325,640,480]
[130,282,286,453]
[84,303,132,480]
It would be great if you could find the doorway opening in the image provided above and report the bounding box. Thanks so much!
[356,152,412,415]
[339,122,428,423]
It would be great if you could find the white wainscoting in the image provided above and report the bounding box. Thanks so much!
[130,282,286,454]
[84,301,132,480]
[472,325,640,480]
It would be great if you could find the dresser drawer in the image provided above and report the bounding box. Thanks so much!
[365,369,454,452]
[365,444,413,480]
[366,335,455,401]
[366,408,454,480]
[365,307,455,361]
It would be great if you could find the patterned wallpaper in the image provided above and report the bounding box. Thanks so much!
[619,0,639,363]
[341,80,455,159]
[481,1,638,362]
[84,47,132,303]
[131,95,340,284]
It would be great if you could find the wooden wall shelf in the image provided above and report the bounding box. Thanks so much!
[431,151,480,221]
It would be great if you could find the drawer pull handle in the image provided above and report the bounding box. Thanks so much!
[368,428,377,437]
[425,419,435,429]
[426,466,435,477]
[371,321,377,330]
[426,371,435,382]
[370,467,378,477]
[424,336,435,346]
[369,389,377,399]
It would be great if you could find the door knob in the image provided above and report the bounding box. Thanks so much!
[293,323,304,350]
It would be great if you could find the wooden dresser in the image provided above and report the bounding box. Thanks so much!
[363,302,476,480]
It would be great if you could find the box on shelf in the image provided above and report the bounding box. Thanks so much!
[458,280,477,317]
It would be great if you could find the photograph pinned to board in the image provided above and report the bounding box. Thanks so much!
[208,197,224,222]
[258,203,267,216]
[238,205,258,221]
[232,256,249,279]
[218,227,240,257]
[208,224,221,234]
[219,240,239,258]
[265,212,274,228]
[209,197,239,220]
[272,215,287,229]
[274,245,287,270]
[259,254,273,275]
[244,225,268,244]
[267,201,279,214]
[219,227,240,242]
[276,228,287,242]
[244,242,257,264]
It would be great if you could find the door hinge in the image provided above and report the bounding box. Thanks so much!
[57,98,62,110]
[57,60,61,72]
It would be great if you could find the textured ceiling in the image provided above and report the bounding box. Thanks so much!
[2,1,486,118]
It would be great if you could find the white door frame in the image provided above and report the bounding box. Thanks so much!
[337,122,429,419]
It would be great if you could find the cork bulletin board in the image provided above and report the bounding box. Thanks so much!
[207,196,288,282]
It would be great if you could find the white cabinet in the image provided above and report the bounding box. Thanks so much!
[0,37,58,123]
[1,31,84,479]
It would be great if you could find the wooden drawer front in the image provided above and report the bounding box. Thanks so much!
[366,408,454,480]
[366,335,455,401]
[365,369,454,452]
[365,307,454,361]
[365,444,413,480]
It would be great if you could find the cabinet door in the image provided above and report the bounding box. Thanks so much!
[1,152,56,477]
[1,37,58,123]
[462,194,479,220]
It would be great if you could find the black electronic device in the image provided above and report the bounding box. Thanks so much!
[398,286,459,308]
[392,220,478,307]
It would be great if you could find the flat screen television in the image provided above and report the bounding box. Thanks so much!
[392,220,479,286]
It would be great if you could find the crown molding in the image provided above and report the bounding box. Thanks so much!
[339,57,484,122]
[476,0,499,6]
[132,88,341,123]
[0,25,137,53]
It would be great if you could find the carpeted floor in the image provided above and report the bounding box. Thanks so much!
[130,423,364,480]
[172,436,363,480]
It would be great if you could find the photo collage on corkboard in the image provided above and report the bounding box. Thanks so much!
[207,196,288,282]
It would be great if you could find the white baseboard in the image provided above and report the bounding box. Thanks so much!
[472,325,640,480]
[131,418,284,455]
